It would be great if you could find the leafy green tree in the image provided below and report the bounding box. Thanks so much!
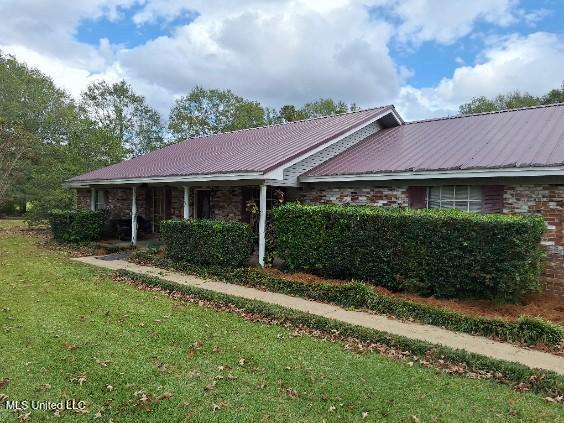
[278,99,358,123]
[168,87,267,140]
[299,98,350,119]
[458,89,559,115]
[542,82,564,104]
[0,120,36,207]
[278,105,304,122]
[0,52,129,221]
[80,80,164,156]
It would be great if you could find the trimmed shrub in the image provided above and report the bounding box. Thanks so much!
[273,203,546,302]
[160,219,253,267]
[48,209,106,243]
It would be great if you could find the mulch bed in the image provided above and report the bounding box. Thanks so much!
[264,268,564,325]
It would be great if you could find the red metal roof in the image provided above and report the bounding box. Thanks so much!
[306,103,564,177]
[68,106,392,182]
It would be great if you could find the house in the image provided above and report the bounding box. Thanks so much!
[66,103,564,296]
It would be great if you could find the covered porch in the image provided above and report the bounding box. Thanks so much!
[76,182,290,266]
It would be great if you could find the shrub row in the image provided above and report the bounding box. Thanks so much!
[273,203,546,303]
[47,209,106,243]
[160,218,253,268]
[115,269,564,398]
[128,251,563,347]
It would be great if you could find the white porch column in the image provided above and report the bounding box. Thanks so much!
[131,186,137,246]
[258,184,267,267]
[183,186,190,219]
[90,188,96,211]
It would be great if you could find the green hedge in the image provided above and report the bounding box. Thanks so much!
[48,209,106,243]
[128,251,563,346]
[115,269,564,398]
[273,203,546,302]
[160,219,253,267]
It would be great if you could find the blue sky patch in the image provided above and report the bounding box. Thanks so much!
[77,4,199,48]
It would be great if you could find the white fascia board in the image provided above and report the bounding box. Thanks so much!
[64,172,264,188]
[299,167,564,183]
[263,109,401,181]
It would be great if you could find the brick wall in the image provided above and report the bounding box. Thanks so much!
[504,184,564,296]
[211,187,243,220]
[298,185,408,207]
[77,189,90,209]
[77,186,245,221]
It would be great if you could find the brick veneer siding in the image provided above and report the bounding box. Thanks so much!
[297,185,408,207]
[504,184,564,296]
[77,186,245,222]
[77,189,90,209]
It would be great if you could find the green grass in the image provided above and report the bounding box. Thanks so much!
[0,232,562,422]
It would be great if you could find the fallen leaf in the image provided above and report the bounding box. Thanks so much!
[157,391,172,401]
[362,411,369,419]
[64,343,78,351]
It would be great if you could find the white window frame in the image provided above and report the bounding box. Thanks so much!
[426,185,482,212]
[95,190,106,210]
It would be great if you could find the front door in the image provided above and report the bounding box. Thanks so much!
[195,189,211,218]
[152,187,171,232]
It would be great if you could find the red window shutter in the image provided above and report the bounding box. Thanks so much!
[481,185,504,213]
[407,186,427,209]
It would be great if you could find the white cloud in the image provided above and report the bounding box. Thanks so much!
[388,0,519,45]
[0,0,562,122]
[396,32,564,120]
[120,1,400,110]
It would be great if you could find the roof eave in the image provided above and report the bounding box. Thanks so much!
[64,172,265,188]
[300,166,564,183]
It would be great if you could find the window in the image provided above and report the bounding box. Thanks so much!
[427,186,482,212]
[95,190,106,210]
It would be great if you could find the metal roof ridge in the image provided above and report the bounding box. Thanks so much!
[183,104,394,140]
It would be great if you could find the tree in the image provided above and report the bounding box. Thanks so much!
[542,82,564,104]
[168,87,268,140]
[80,80,164,157]
[0,52,129,221]
[299,98,350,119]
[278,105,304,123]
[0,120,36,207]
[458,85,564,115]
[278,99,358,123]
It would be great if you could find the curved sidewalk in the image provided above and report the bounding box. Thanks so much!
[72,256,564,375]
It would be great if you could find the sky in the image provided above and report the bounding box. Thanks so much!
[1,0,563,121]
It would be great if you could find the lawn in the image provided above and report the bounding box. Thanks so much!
[0,225,562,421]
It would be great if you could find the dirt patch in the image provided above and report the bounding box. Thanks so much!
[264,268,564,325]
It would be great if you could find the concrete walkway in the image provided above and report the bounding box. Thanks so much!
[72,256,564,375]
